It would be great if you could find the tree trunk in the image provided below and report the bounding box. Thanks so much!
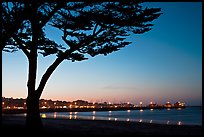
[26,93,43,131]
[25,5,41,131]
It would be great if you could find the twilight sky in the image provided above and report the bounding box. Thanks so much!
[2,2,202,106]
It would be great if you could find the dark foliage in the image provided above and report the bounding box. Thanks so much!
[2,2,162,61]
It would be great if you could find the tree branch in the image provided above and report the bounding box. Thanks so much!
[12,36,30,58]
[36,57,64,98]
[93,23,98,36]
[36,47,77,98]
[39,2,66,28]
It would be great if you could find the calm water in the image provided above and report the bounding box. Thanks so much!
[19,107,202,126]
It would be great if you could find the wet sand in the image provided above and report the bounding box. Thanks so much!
[1,115,202,136]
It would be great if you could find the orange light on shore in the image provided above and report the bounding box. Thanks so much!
[139,102,143,105]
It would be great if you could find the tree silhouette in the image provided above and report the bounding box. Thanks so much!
[2,2,162,131]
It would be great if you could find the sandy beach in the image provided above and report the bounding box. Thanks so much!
[1,114,202,136]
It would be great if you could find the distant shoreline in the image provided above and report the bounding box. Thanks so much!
[2,106,192,114]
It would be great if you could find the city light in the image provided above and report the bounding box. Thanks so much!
[139,102,143,105]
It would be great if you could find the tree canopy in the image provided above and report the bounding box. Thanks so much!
[2,2,162,62]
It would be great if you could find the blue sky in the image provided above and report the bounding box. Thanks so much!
[2,2,202,106]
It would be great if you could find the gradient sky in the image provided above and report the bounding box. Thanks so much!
[2,2,202,106]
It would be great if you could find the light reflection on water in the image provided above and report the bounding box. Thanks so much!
[53,112,57,118]
[19,107,202,126]
[41,114,46,118]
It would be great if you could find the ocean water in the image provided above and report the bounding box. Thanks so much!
[38,106,202,126]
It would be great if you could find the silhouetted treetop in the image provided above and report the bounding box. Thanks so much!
[3,2,162,62]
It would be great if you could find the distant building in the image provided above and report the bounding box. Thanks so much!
[148,102,157,108]
[164,102,172,108]
[2,97,186,110]
[73,100,89,106]
[174,102,185,107]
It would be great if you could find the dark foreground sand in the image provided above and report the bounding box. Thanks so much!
[1,115,202,136]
